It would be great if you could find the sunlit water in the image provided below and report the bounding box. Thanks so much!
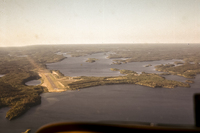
[25,80,41,86]
[0,53,199,133]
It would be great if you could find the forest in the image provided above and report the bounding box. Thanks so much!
[155,63,200,78]
[0,46,64,120]
[65,70,190,90]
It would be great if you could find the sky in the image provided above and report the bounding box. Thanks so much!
[0,0,200,46]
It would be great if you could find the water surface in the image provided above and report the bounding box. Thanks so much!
[25,80,41,86]
[0,74,5,77]
[47,53,182,77]
[0,53,198,133]
[1,77,200,133]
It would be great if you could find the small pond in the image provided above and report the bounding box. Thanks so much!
[0,74,5,77]
[25,80,41,86]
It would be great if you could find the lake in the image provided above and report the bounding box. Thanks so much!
[0,53,198,133]
[25,80,41,86]
[47,53,182,77]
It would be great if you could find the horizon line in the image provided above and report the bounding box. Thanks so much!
[0,43,198,47]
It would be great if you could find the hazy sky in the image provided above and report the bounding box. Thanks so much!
[0,0,200,46]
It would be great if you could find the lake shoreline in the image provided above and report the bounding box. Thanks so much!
[2,52,192,121]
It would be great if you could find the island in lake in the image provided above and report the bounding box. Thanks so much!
[0,44,200,120]
[86,58,98,63]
